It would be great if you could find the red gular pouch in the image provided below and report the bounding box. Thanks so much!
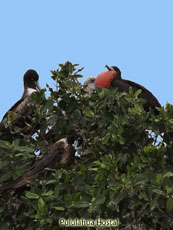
[95,70,118,88]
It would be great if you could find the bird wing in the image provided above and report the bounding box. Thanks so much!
[122,79,161,107]
[122,79,154,95]
[111,78,161,108]
[1,96,28,122]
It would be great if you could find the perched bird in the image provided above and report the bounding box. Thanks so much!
[84,76,95,94]
[1,69,41,122]
[85,66,161,114]
[0,137,75,193]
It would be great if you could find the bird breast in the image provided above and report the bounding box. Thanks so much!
[14,97,30,115]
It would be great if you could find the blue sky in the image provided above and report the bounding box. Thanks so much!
[0,1,173,120]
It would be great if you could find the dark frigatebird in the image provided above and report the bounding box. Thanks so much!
[0,137,75,193]
[0,70,41,135]
[1,69,41,123]
[84,66,161,114]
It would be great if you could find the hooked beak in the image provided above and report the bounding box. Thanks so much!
[105,65,112,71]
[35,81,41,91]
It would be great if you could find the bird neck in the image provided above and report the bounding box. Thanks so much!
[114,69,121,80]
[26,88,38,96]
[22,86,38,98]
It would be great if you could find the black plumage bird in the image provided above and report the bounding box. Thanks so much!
[0,137,75,193]
[94,65,161,114]
[1,69,41,123]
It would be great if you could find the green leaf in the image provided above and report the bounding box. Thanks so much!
[42,191,54,196]
[167,198,173,211]
[102,133,112,145]
[38,198,45,211]
[0,140,12,150]
[129,87,133,96]
[135,89,142,97]
[25,192,39,199]
[93,195,105,206]
[73,201,90,208]
[139,191,149,201]
[74,192,81,202]
[73,109,81,120]
[40,100,54,114]
[15,146,34,153]
[66,99,77,114]
[163,172,173,178]
[84,110,94,118]
[0,172,13,182]
[153,189,164,195]
[54,207,65,211]
[150,200,156,210]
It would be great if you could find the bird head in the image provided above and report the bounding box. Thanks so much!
[84,76,95,93]
[23,70,41,91]
[95,65,121,88]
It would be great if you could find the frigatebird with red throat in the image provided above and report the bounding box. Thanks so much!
[84,66,161,114]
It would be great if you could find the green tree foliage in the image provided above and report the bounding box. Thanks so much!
[0,62,173,229]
